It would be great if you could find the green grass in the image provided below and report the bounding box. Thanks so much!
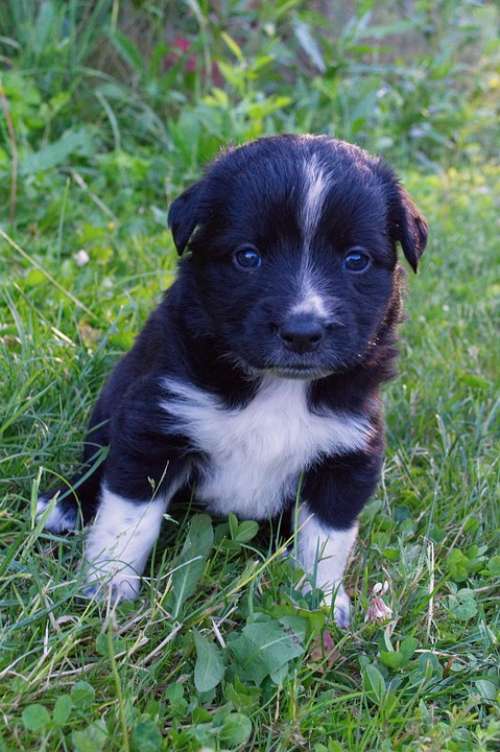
[1,161,498,751]
[0,2,499,749]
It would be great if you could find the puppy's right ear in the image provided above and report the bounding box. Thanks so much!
[390,184,429,273]
[168,181,204,255]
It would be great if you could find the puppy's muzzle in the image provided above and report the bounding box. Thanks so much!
[278,313,325,354]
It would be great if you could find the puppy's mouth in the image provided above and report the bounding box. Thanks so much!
[264,365,334,380]
[226,352,337,381]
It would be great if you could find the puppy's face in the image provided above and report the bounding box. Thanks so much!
[169,135,428,378]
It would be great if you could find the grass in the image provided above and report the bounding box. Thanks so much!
[0,2,499,749]
[1,160,498,751]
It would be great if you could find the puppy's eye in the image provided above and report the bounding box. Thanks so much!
[343,249,371,272]
[233,245,261,270]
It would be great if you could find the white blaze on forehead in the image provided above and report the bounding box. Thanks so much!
[290,285,329,318]
[291,155,331,318]
[302,154,328,248]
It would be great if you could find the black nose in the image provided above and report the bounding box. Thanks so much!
[278,315,325,353]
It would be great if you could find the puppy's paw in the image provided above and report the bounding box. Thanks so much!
[333,589,352,629]
[36,495,77,533]
[300,578,352,628]
[322,584,352,629]
[82,564,141,603]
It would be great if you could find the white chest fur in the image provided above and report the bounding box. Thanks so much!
[161,376,371,520]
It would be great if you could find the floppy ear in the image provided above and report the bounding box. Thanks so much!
[388,182,429,273]
[168,181,204,255]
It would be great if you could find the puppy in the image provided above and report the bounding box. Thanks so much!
[37,134,428,627]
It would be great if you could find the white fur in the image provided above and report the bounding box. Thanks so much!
[36,495,77,533]
[161,376,371,521]
[297,505,358,627]
[302,154,328,247]
[290,286,329,318]
[83,482,180,599]
[288,156,332,319]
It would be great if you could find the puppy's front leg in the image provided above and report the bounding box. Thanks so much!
[83,485,168,600]
[82,378,190,601]
[297,509,357,628]
[297,448,383,627]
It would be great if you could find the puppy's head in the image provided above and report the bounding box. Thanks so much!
[169,135,428,379]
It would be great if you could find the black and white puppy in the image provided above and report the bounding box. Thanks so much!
[37,134,428,627]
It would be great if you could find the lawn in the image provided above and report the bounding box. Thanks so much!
[0,2,498,751]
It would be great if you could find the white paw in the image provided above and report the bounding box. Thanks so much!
[322,585,352,629]
[36,495,77,533]
[82,563,141,602]
[300,577,351,628]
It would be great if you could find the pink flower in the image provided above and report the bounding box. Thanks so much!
[185,54,197,73]
[162,36,223,85]
[174,37,191,53]
[365,581,393,623]
[163,37,191,70]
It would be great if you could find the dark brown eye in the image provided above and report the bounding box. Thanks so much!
[343,249,371,272]
[233,245,261,270]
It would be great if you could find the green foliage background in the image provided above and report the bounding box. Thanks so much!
[0,2,498,751]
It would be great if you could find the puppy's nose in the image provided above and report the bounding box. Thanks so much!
[279,315,325,353]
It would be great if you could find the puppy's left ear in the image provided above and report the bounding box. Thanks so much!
[386,179,429,273]
[168,181,204,255]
